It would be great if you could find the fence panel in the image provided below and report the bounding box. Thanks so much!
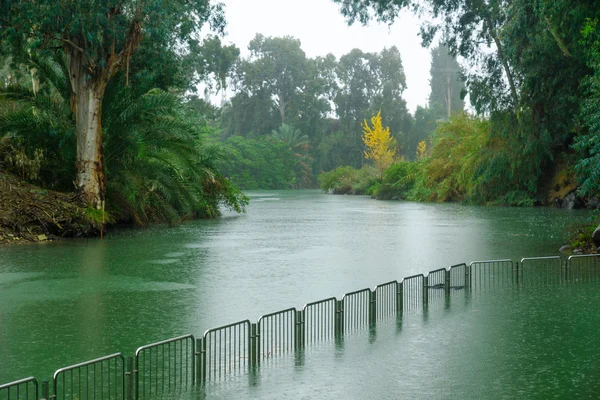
[449,263,467,290]
[375,281,398,320]
[341,289,370,334]
[257,308,296,361]
[426,268,447,302]
[135,334,195,399]
[521,256,562,286]
[53,353,124,400]
[303,298,336,344]
[470,260,514,289]
[403,274,424,311]
[202,320,251,382]
[567,254,600,282]
[0,377,38,400]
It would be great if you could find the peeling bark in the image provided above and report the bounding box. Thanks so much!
[63,20,142,210]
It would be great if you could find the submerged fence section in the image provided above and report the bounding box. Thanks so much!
[3,254,600,399]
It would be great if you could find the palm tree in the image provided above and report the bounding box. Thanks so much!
[271,123,313,187]
[1,52,247,226]
[0,51,76,189]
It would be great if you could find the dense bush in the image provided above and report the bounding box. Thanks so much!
[409,113,488,202]
[373,161,419,200]
[318,165,378,195]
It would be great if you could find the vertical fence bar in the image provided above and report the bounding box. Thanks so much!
[445,269,450,297]
[423,276,428,306]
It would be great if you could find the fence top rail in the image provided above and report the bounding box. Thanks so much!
[403,273,425,281]
[0,377,37,390]
[303,297,337,310]
[520,256,561,263]
[470,259,513,266]
[342,288,371,299]
[53,353,124,380]
[428,268,447,275]
[135,334,195,356]
[568,254,600,261]
[375,280,398,290]
[449,262,467,268]
[204,319,251,338]
[257,307,297,324]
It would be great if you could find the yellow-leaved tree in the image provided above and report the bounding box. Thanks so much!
[362,111,397,178]
[416,140,427,160]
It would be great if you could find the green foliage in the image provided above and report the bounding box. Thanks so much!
[318,165,378,195]
[0,51,76,189]
[568,210,600,251]
[0,51,247,226]
[271,123,313,187]
[333,0,598,207]
[575,18,600,197]
[409,113,488,202]
[373,161,418,200]
[102,83,247,224]
[217,135,297,189]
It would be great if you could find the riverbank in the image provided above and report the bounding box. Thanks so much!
[0,172,97,244]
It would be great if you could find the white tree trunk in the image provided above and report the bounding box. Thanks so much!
[66,49,108,210]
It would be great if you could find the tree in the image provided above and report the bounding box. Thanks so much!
[429,44,465,119]
[335,47,410,165]
[271,123,313,187]
[0,0,225,210]
[362,111,396,178]
[236,35,310,124]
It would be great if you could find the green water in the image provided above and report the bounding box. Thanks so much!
[0,191,596,397]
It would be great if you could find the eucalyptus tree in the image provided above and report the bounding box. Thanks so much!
[0,0,225,210]
[236,35,310,125]
[429,44,465,119]
[335,47,410,165]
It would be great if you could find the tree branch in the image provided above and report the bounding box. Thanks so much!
[61,39,85,54]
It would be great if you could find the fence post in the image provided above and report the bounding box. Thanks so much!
[334,300,343,338]
[369,290,377,325]
[196,338,205,385]
[256,322,261,365]
[465,264,470,290]
[295,310,304,350]
[445,269,451,297]
[125,356,134,400]
[41,381,49,400]
[515,262,520,285]
[250,323,258,368]
[397,281,403,314]
[423,276,428,307]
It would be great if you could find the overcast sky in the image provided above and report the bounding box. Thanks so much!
[219,0,433,114]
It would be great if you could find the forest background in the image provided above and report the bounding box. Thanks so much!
[1,0,600,242]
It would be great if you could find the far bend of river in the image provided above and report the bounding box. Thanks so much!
[0,190,594,394]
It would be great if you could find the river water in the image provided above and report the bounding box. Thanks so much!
[0,190,597,398]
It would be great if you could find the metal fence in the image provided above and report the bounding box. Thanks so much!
[3,254,599,399]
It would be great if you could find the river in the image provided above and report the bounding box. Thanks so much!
[0,190,596,398]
